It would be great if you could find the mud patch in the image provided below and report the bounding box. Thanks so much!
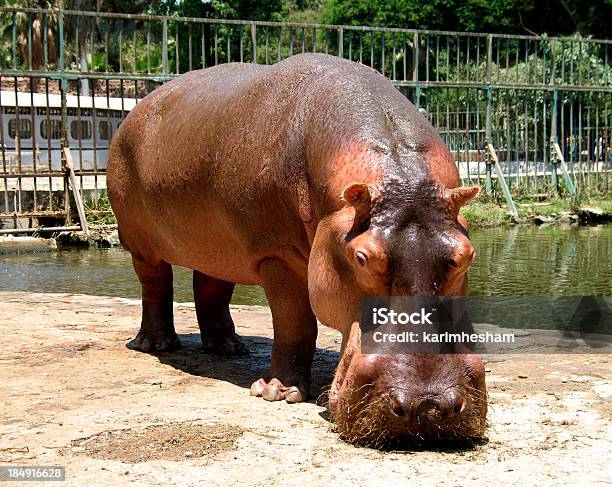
[5,341,108,367]
[65,422,244,463]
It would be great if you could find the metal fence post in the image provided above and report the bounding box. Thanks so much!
[57,10,72,224]
[550,40,558,192]
[57,10,65,79]
[413,32,419,81]
[551,89,577,198]
[11,12,16,70]
[486,34,493,84]
[551,89,559,193]
[485,37,493,196]
[550,39,557,86]
[486,87,518,217]
[60,88,71,225]
[162,18,168,74]
[251,23,257,63]
[413,32,420,107]
[338,27,343,58]
[485,88,492,193]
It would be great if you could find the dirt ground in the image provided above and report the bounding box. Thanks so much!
[0,292,610,486]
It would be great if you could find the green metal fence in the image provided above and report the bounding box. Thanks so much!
[0,7,610,231]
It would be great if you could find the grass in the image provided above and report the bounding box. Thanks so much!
[462,193,612,227]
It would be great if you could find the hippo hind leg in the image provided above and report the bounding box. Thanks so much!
[250,258,317,404]
[193,271,249,356]
[128,256,181,352]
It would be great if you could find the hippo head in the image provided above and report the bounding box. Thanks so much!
[308,174,486,447]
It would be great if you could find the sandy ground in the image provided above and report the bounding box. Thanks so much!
[0,291,611,486]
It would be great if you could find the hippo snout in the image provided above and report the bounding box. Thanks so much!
[330,352,487,447]
[388,388,466,421]
[369,379,483,442]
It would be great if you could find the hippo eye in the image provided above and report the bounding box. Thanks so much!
[355,251,368,267]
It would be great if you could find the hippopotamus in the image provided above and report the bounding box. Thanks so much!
[107,53,486,446]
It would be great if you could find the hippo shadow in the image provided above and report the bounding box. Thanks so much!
[152,334,487,452]
[152,332,339,403]
[372,435,490,453]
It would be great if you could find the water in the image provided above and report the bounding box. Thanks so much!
[468,224,611,296]
[0,245,268,305]
[0,225,610,304]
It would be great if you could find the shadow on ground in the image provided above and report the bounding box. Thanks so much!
[148,332,486,453]
[151,332,339,402]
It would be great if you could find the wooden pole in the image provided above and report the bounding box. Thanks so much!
[63,147,90,236]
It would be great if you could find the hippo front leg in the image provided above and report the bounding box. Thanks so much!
[250,258,317,404]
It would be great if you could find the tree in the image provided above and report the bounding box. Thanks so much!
[319,0,612,38]
[151,0,290,22]
[68,1,155,94]
[1,1,62,70]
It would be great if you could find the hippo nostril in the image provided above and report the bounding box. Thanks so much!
[453,395,466,415]
[391,400,405,417]
[389,390,408,417]
[440,390,466,418]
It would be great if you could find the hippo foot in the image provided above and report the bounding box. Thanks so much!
[250,377,309,403]
[126,330,182,353]
[202,332,249,356]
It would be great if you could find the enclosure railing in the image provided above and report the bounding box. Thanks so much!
[0,7,610,231]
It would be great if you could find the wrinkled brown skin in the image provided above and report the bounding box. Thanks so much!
[107,53,486,447]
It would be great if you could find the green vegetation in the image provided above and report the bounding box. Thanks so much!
[150,0,612,38]
[0,1,154,69]
[462,193,612,227]
[320,1,610,38]
[83,190,116,226]
[152,0,294,22]
[3,1,610,74]
[6,0,607,37]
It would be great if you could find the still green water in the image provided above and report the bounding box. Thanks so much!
[0,225,610,304]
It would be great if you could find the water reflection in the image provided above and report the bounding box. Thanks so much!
[0,225,610,304]
[469,224,611,296]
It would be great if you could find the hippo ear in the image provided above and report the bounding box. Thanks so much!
[449,186,480,210]
[341,183,372,207]
[341,183,377,231]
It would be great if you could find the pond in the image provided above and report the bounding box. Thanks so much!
[0,224,610,305]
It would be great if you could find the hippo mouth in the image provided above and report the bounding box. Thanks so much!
[330,382,488,449]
